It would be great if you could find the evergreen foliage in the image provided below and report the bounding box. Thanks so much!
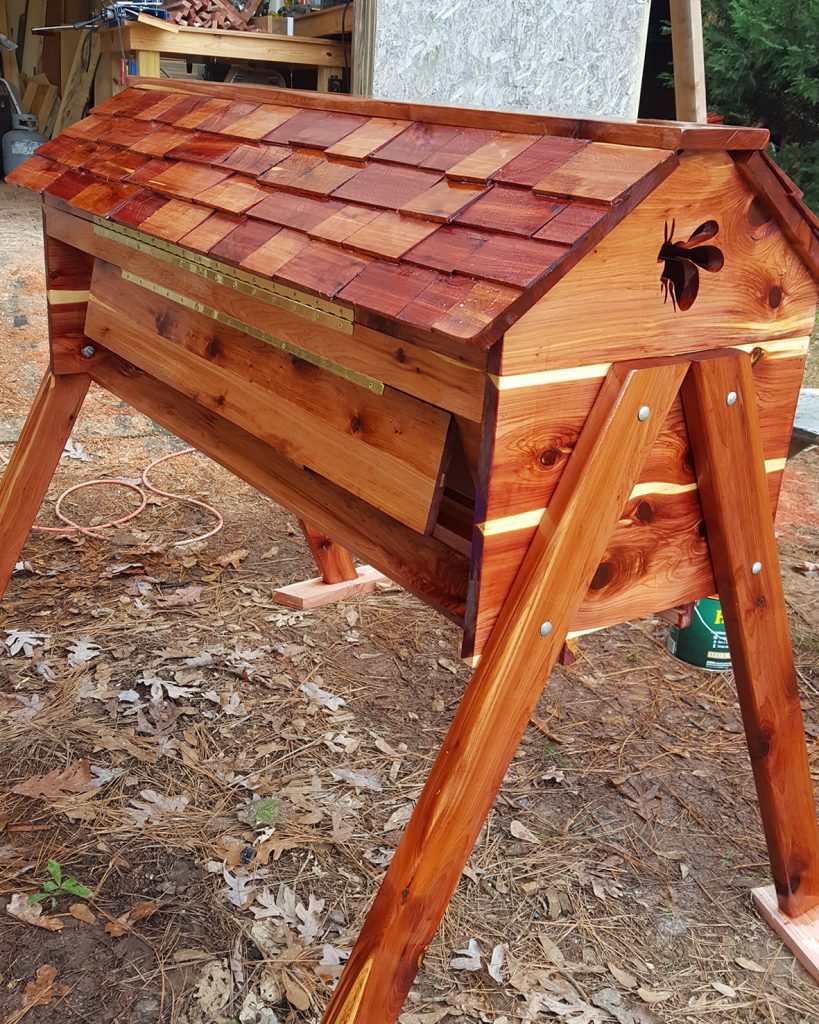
[702,0,819,209]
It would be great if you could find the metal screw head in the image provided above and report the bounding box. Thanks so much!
[540,621,553,637]
[751,561,763,575]
[80,345,96,359]
[637,406,650,422]
[726,391,737,406]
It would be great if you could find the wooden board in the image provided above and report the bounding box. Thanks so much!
[501,153,819,373]
[463,337,808,659]
[85,260,453,535]
[43,204,488,422]
[752,885,819,983]
[88,353,469,622]
[273,565,386,609]
[52,30,101,137]
[20,0,46,78]
[0,0,21,92]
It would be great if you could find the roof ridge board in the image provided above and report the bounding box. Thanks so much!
[127,77,770,152]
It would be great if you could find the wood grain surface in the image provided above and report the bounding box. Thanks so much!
[320,360,687,1024]
[682,352,819,918]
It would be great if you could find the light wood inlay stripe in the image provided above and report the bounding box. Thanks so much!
[47,289,90,305]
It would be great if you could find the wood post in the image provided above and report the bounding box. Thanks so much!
[299,519,358,584]
[669,0,707,122]
[682,352,819,918]
[321,360,688,1024]
[0,371,90,598]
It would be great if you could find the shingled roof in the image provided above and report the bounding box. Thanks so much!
[12,79,804,347]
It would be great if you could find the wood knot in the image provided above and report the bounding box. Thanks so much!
[747,725,772,760]
[768,285,783,308]
[589,561,615,591]
[395,347,408,364]
[155,311,173,337]
[636,500,654,524]
[350,415,362,433]
[206,338,220,358]
[538,447,561,468]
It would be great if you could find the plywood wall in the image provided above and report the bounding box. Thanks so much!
[367,0,651,120]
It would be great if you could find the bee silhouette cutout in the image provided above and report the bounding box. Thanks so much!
[658,219,725,311]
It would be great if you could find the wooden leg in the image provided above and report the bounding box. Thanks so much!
[317,65,343,91]
[321,360,688,1024]
[682,351,819,919]
[135,50,161,77]
[272,520,387,609]
[0,371,91,599]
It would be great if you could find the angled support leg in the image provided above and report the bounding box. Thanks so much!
[321,359,688,1024]
[272,520,387,610]
[682,352,819,939]
[0,370,91,599]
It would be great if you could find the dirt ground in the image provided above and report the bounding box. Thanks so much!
[1,182,818,1024]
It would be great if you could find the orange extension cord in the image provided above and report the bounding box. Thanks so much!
[32,448,223,547]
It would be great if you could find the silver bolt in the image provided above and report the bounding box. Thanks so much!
[540,621,553,637]
[80,345,95,359]
[637,406,650,422]
[751,561,762,575]
[726,391,737,406]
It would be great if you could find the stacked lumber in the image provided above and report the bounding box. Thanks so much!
[22,72,60,134]
[166,0,262,30]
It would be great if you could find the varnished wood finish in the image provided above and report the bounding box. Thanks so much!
[128,77,771,151]
[44,205,487,422]
[502,154,818,373]
[681,352,819,918]
[85,263,453,535]
[321,361,688,1024]
[299,520,358,584]
[0,372,90,596]
[89,353,468,621]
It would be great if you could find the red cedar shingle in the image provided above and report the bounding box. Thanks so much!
[325,117,412,160]
[431,280,521,340]
[373,122,461,166]
[339,261,438,318]
[68,180,142,217]
[5,155,69,192]
[139,199,213,243]
[396,273,476,331]
[195,176,270,215]
[173,97,237,131]
[401,179,487,222]
[134,92,193,122]
[259,151,360,196]
[43,169,93,203]
[308,204,381,244]
[195,101,261,134]
[275,240,370,298]
[104,117,158,148]
[62,114,117,142]
[239,227,311,277]
[216,143,290,177]
[34,135,106,168]
[212,104,298,140]
[112,191,171,229]
[151,95,210,125]
[177,211,245,254]
[531,141,671,204]
[129,125,193,157]
[446,133,540,183]
[343,211,439,261]
[93,89,164,117]
[331,163,442,209]
[419,128,499,171]
[454,186,567,236]
[249,191,345,232]
[210,219,282,265]
[142,161,232,200]
[264,109,367,149]
[165,133,242,165]
[81,149,150,181]
[493,136,589,187]
[126,158,174,186]
[533,202,609,244]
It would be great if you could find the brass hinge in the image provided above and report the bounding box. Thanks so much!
[120,270,385,395]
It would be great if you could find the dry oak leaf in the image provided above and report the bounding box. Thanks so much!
[12,760,95,800]
[12,964,70,1018]
[105,900,161,937]
[6,893,64,931]
[216,548,249,570]
[283,972,311,1011]
[69,903,97,925]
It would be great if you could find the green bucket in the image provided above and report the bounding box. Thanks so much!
[666,596,732,672]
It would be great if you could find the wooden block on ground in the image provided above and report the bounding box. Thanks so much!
[752,885,819,983]
[272,565,388,609]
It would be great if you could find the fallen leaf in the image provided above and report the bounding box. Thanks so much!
[300,681,346,712]
[12,760,95,800]
[539,934,565,967]
[608,963,638,990]
[4,629,50,657]
[735,956,765,973]
[6,893,64,931]
[216,549,249,570]
[154,585,203,607]
[67,638,101,667]
[12,964,70,1019]
[69,903,97,925]
[592,987,661,1024]
[63,438,92,461]
[451,938,482,971]
[711,981,736,997]
[283,972,311,1011]
[105,901,161,937]
[223,867,262,909]
[510,820,539,843]
[330,767,382,793]
[488,943,505,982]
[636,987,673,1004]
[127,789,190,826]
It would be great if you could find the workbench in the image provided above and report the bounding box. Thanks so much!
[94,22,346,102]
[6,78,819,1015]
